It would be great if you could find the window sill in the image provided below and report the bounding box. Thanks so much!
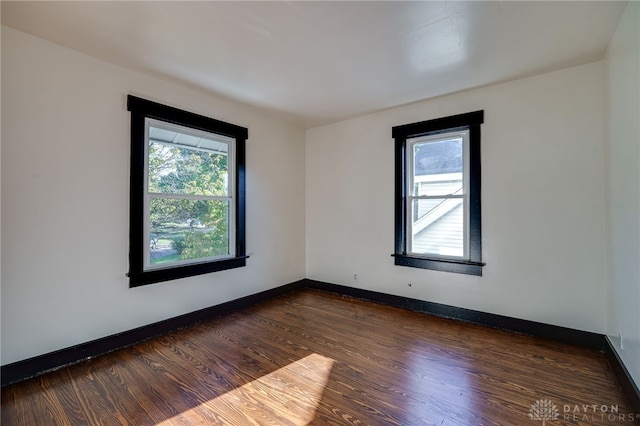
[129,256,249,287]
[392,254,484,276]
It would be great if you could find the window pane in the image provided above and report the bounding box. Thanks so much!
[148,139,228,197]
[411,198,464,257]
[412,138,463,196]
[149,198,230,267]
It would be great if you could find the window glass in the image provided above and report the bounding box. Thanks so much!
[144,120,235,271]
[408,132,467,259]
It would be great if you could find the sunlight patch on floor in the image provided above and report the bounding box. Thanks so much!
[156,353,335,425]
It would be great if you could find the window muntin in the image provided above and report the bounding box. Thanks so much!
[406,130,469,260]
[127,95,248,287]
[392,110,483,276]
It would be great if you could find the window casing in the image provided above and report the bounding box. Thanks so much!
[392,111,484,276]
[128,95,248,287]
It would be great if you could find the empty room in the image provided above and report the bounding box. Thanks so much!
[1,1,639,425]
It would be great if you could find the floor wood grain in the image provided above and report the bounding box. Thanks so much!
[2,289,637,425]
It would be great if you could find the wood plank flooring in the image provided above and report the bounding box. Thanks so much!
[2,289,637,425]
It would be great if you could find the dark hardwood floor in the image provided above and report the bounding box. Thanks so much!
[2,289,637,425]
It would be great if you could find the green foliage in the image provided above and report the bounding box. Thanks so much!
[171,236,185,254]
[181,228,229,260]
[148,143,227,197]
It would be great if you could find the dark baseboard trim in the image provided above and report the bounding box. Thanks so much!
[1,279,306,387]
[603,336,640,415]
[5,275,639,412]
[304,279,604,350]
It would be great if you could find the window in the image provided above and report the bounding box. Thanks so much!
[127,95,247,286]
[392,111,484,276]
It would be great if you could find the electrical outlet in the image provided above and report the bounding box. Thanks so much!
[619,330,624,350]
[353,273,358,282]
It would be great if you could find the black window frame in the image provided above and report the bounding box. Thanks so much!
[392,110,484,276]
[127,95,248,287]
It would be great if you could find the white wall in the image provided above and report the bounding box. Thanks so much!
[1,26,306,365]
[605,1,640,388]
[306,61,608,333]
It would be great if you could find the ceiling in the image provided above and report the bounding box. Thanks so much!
[1,1,627,128]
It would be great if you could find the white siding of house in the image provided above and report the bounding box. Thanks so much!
[413,202,463,256]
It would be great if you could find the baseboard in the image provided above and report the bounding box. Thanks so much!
[304,279,604,350]
[4,277,634,400]
[603,336,640,415]
[1,279,306,387]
